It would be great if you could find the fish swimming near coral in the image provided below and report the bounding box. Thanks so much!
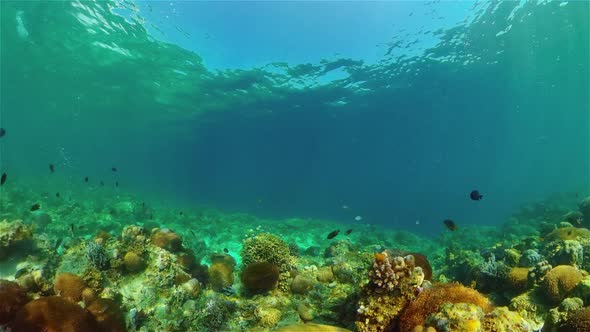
[470,190,483,200]
[30,203,41,211]
[327,229,340,239]
[0,172,6,186]
[443,219,457,231]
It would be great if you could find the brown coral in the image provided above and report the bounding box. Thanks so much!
[208,262,234,292]
[53,273,86,302]
[85,298,126,332]
[150,228,183,252]
[123,252,145,273]
[241,262,279,293]
[507,267,529,293]
[562,306,590,332]
[542,265,583,303]
[9,296,97,332]
[0,280,29,324]
[398,283,493,332]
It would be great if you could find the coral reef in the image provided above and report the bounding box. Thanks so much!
[0,219,33,260]
[241,262,279,293]
[9,296,98,331]
[541,265,584,303]
[0,280,29,325]
[53,272,86,302]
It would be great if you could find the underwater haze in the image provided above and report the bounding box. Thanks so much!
[2,1,590,332]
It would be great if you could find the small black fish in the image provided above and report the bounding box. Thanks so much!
[100,181,104,186]
[179,211,183,215]
[70,223,75,236]
[223,248,229,253]
[142,202,145,207]
[115,181,119,187]
[49,164,55,173]
[345,229,353,235]
[0,128,5,138]
[443,219,457,231]
[84,176,89,183]
[470,190,483,201]
[30,203,41,211]
[0,172,6,186]
[327,229,340,239]
[56,192,60,198]
[111,167,117,172]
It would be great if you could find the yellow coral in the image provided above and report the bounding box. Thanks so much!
[542,265,583,303]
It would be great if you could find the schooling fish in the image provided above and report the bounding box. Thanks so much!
[49,164,55,173]
[0,172,6,186]
[111,167,117,172]
[327,229,340,239]
[443,219,457,231]
[345,229,353,235]
[0,128,5,138]
[30,203,41,211]
[470,190,483,201]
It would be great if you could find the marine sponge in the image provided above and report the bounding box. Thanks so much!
[208,262,234,292]
[0,279,29,324]
[542,265,584,303]
[53,272,86,302]
[85,298,126,332]
[9,296,97,331]
[150,228,183,252]
[399,283,493,332]
[241,262,279,293]
[241,233,295,273]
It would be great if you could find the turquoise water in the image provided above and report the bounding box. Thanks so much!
[0,1,589,331]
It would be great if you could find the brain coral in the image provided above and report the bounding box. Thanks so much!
[9,296,97,332]
[0,280,29,324]
[399,283,493,332]
[53,273,86,302]
[542,265,583,303]
[241,233,295,273]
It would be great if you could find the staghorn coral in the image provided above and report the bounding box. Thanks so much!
[53,272,86,302]
[9,296,98,331]
[399,283,493,332]
[542,265,584,303]
[0,280,29,325]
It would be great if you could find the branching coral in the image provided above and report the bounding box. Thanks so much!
[355,252,426,332]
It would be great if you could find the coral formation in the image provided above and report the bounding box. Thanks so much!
[562,306,590,332]
[85,298,126,332]
[241,262,279,293]
[0,219,33,260]
[53,272,86,302]
[9,296,98,331]
[150,228,183,252]
[123,251,145,272]
[208,262,235,292]
[0,280,29,325]
[86,242,110,271]
[541,265,583,303]
[241,233,295,273]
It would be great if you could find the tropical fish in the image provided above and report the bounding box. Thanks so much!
[115,181,119,187]
[0,128,5,137]
[223,248,229,253]
[470,190,483,200]
[84,176,89,183]
[0,172,6,186]
[49,164,55,173]
[327,229,340,239]
[30,203,41,211]
[111,167,117,172]
[443,219,457,231]
[55,192,60,198]
[100,181,104,186]
[345,229,353,235]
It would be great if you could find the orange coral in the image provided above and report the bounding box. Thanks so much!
[0,280,29,324]
[150,228,183,252]
[374,253,386,263]
[542,265,583,303]
[9,296,97,332]
[53,273,85,302]
[398,283,493,332]
[85,298,126,332]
